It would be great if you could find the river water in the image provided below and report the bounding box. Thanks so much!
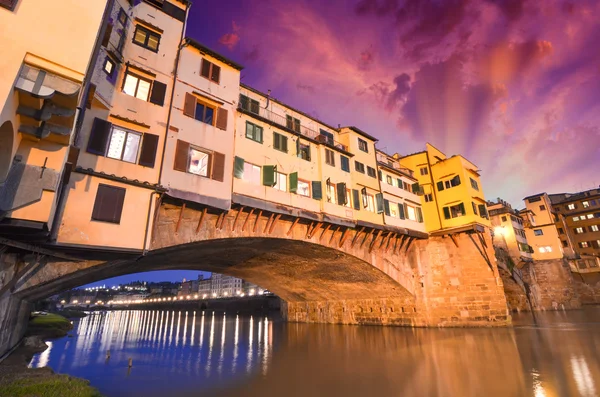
[29,307,600,397]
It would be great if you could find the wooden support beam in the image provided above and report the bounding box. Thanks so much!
[398,234,407,251]
[319,224,331,242]
[379,232,388,249]
[253,210,262,233]
[360,229,373,248]
[0,238,79,261]
[241,208,254,231]
[479,232,488,248]
[231,207,245,231]
[309,222,323,239]
[175,203,186,233]
[263,213,275,234]
[195,208,207,234]
[329,226,340,245]
[339,228,350,248]
[449,234,459,248]
[351,227,365,248]
[287,218,300,236]
[404,236,414,252]
[305,221,315,239]
[369,230,383,253]
[216,211,226,230]
[393,234,399,254]
[386,233,395,253]
[268,214,281,234]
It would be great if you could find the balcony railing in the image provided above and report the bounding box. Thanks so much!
[239,102,348,151]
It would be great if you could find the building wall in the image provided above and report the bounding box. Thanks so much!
[553,195,600,257]
[522,193,564,260]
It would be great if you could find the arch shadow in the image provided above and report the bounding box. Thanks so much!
[0,120,14,183]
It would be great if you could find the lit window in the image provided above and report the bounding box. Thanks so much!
[573,216,580,221]
[579,242,589,248]
[587,214,594,219]
[575,227,584,234]
[123,72,151,101]
[103,57,115,77]
[567,203,576,210]
[274,172,287,192]
[366,194,375,212]
[591,225,599,232]
[583,201,590,208]
[188,148,210,176]
[242,162,261,185]
[133,25,161,52]
[326,181,336,204]
[533,229,543,236]
[297,180,310,197]
[406,205,417,221]
[539,246,553,253]
[386,175,393,185]
[106,127,141,163]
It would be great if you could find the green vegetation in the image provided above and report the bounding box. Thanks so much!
[0,375,102,397]
[26,313,73,339]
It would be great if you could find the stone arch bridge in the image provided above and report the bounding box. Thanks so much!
[0,199,509,356]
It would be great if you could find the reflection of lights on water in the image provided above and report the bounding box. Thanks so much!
[532,371,546,397]
[31,341,52,368]
[571,356,597,397]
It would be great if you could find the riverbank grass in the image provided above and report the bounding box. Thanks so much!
[27,313,73,339]
[0,375,102,397]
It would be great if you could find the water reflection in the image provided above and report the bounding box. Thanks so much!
[28,308,600,397]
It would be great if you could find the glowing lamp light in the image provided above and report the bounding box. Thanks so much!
[494,227,505,237]
[73,300,78,304]
[212,293,217,298]
[60,300,66,304]
[224,292,229,296]
[194,295,198,299]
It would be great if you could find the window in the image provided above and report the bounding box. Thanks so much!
[358,138,368,153]
[470,177,479,191]
[587,214,595,219]
[273,132,288,152]
[355,161,365,173]
[583,201,590,208]
[403,182,411,192]
[406,205,417,221]
[118,8,127,25]
[420,167,428,176]
[534,229,543,236]
[567,203,576,210]
[183,93,228,129]
[106,127,141,163]
[92,184,126,224]
[239,94,259,114]
[194,101,215,125]
[245,121,263,143]
[274,172,287,192]
[591,225,599,232]
[319,129,334,145]
[366,194,375,212]
[188,147,210,176]
[325,149,335,166]
[574,216,580,221]
[286,115,300,132]
[200,58,221,83]
[579,242,589,248]
[591,200,597,206]
[243,162,261,185]
[103,57,115,77]
[386,175,393,185]
[575,227,584,234]
[501,216,507,222]
[123,71,152,101]
[442,203,466,219]
[326,181,336,204]
[174,140,226,181]
[340,156,350,172]
[297,140,311,161]
[472,202,478,215]
[424,194,433,202]
[558,227,564,234]
[562,240,568,248]
[133,25,161,52]
[367,166,376,178]
[539,246,553,253]
[539,205,546,211]
[297,180,310,197]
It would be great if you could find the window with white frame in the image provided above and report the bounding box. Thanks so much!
[366,194,375,212]
[326,182,336,204]
[297,180,310,197]
[274,171,287,192]
[406,205,417,221]
[591,225,599,232]
[567,203,576,210]
[243,162,261,185]
[389,201,399,218]
[583,201,590,208]
[123,71,151,101]
[106,127,141,163]
[188,147,210,176]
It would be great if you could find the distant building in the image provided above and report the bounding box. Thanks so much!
[487,198,532,265]
[520,193,564,260]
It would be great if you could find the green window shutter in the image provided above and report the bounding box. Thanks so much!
[312,181,322,200]
[416,207,423,223]
[296,138,300,158]
[289,172,298,193]
[398,203,405,219]
[452,175,461,187]
[263,165,276,186]
[273,132,280,149]
[352,189,360,210]
[336,182,347,205]
[282,135,288,152]
[384,199,390,216]
[437,181,444,191]
[459,202,466,215]
[234,156,245,179]
[412,182,420,194]
[375,193,384,214]
[397,178,402,187]
[443,206,451,219]
[378,170,382,181]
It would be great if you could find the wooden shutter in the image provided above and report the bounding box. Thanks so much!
[478,204,488,219]
[262,165,276,186]
[443,206,451,219]
[183,93,196,117]
[234,156,245,179]
[200,59,211,78]
[404,203,409,219]
[211,64,221,83]
[149,80,167,106]
[375,193,384,214]
[336,183,347,205]
[378,170,382,180]
[437,181,444,191]
[281,135,288,152]
[274,133,280,150]
[138,133,159,168]
[216,107,228,130]
[86,84,96,109]
[384,199,390,216]
[92,184,126,224]
[398,203,405,219]
[412,182,420,194]
[289,172,298,193]
[312,181,322,200]
[87,118,112,155]
[352,189,360,210]
[361,187,368,208]
[102,23,113,47]
[459,202,466,216]
[174,139,190,172]
[211,152,225,182]
[416,207,423,223]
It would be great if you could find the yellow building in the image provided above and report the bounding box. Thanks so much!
[520,193,565,260]
[399,143,490,233]
[0,0,108,240]
[487,199,532,265]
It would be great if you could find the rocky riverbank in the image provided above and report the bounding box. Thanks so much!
[0,312,101,397]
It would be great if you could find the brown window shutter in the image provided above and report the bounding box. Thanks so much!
[216,107,228,130]
[200,59,211,79]
[183,93,196,118]
[86,118,112,155]
[138,133,159,168]
[174,139,190,172]
[149,80,167,106]
[92,184,126,224]
[86,84,97,109]
[211,152,225,182]
[102,23,113,47]
[211,64,221,83]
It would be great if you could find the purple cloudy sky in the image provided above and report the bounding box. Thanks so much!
[85,0,600,287]
[188,0,600,207]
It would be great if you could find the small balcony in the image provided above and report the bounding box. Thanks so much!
[238,101,348,152]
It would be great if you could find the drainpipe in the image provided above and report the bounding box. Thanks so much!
[49,0,115,243]
[425,150,444,231]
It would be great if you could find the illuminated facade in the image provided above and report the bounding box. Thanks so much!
[520,193,564,260]
[487,198,532,264]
